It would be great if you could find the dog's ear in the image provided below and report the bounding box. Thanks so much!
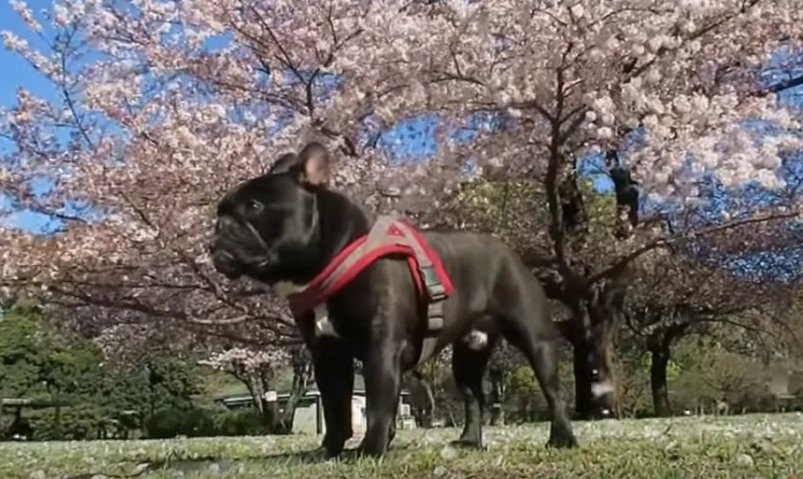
[267,152,298,175]
[295,142,331,187]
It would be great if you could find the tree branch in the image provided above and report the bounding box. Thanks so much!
[589,210,801,283]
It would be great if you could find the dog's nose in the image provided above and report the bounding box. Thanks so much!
[216,215,238,231]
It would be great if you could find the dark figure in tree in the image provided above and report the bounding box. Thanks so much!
[605,150,639,237]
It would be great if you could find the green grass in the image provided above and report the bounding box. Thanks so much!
[2,413,803,479]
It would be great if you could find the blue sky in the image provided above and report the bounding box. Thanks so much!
[0,0,54,106]
[0,0,609,235]
[1,0,60,231]
[1,2,801,284]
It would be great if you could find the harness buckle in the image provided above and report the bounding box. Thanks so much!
[426,301,445,331]
[420,265,446,301]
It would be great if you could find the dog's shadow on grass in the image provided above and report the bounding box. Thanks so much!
[255,442,415,464]
[64,444,415,478]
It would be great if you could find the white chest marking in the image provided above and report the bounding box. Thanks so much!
[314,310,340,338]
[463,330,489,350]
[273,281,341,339]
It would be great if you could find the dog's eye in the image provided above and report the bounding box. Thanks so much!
[245,199,264,213]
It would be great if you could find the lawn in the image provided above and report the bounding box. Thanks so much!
[2,413,802,479]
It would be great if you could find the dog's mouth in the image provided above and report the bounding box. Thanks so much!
[210,231,273,279]
[211,247,273,278]
[210,248,245,279]
[209,215,275,280]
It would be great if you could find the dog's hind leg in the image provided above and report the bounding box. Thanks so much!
[495,264,578,448]
[451,334,498,449]
[516,332,578,448]
[501,312,578,448]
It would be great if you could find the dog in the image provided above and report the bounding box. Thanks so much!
[209,141,578,457]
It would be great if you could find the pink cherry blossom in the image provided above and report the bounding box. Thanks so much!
[0,0,800,354]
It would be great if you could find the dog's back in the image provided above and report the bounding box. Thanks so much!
[421,230,551,326]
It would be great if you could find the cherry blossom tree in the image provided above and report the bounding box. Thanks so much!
[2,0,803,418]
[418,0,803,415]
[199,346,301,431]
[622,241,801,416]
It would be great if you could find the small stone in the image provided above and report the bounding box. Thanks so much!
[433,465,449,477]
[90,475,108,479]
[664,440,680,461]
[132,463,151,475]
[207,463,221,473]
[735,453,754,468]
[29,471,45,479]
[439,445,458,460]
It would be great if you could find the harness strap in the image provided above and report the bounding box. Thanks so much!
[367,215,397,244]
[287,215,452,365]
[387,219,446,364]
[312,217,405,302]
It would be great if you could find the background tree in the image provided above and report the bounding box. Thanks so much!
[0,304,203,439]
[0,304,100,403]
[623,244,800,416]
[406,349,454,428]
[200,346,291,432]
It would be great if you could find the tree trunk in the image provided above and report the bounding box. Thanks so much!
[595,320,620,418]
[408,370,436,428]
[258,370,283,433]
[260,397,280,430]
[572,340,595,419]
[277,348,313,434]
[421,379,436,427]
[238,372,279,432]
[241,377,261,413]
[565,287,624,420]
[488,375,505,426]
[489,403,504,426]
[649,339,671,417]
[646,325,688,418]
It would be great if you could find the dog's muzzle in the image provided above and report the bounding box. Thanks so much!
[210,246,242,279]
[209,217,244,278]
[209,216,271,279]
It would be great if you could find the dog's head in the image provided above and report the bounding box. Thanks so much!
[209,142,331,284]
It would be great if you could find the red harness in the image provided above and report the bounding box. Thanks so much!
[286,215,454,362]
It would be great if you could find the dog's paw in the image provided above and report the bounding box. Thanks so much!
[355,442,388,459]
[546,434,579,449]
[449,439,486,450]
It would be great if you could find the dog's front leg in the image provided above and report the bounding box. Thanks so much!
[358,341,403,457]
[311,338,354,458]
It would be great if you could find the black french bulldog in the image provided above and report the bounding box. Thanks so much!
[209,142,578,458]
